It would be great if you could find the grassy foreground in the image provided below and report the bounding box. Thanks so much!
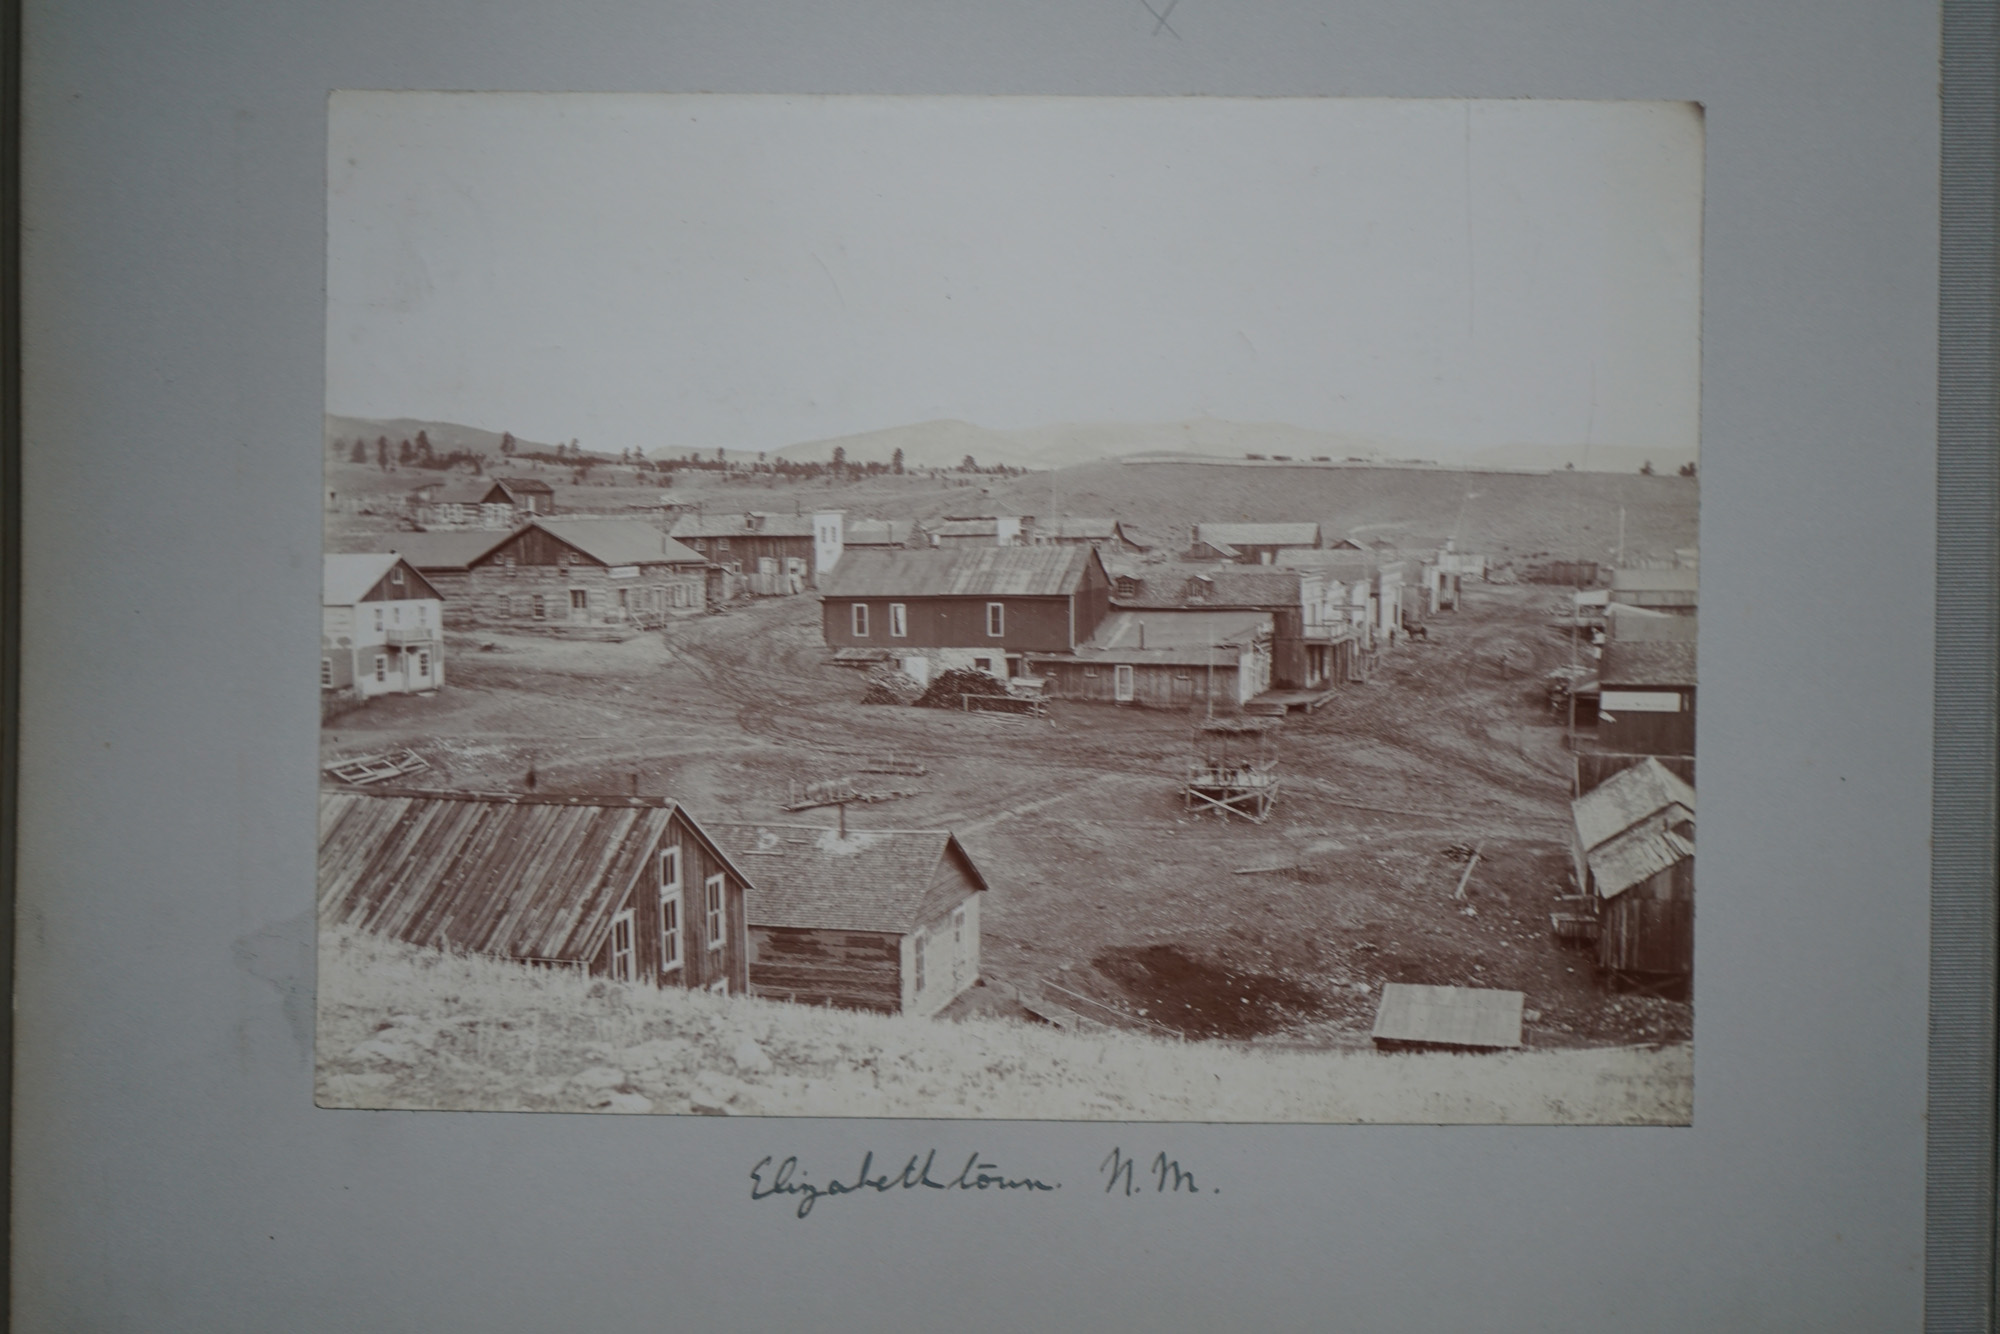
[317,930,1692,1124]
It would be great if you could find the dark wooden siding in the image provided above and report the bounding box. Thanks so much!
[1597,858,1694,975]
[586,812,748,992]
[357,561,444,603]
[682,533,819,580]
[1598,688,1695,757]
[1036,659,1241,711]
[458,564,705,627]
[1073,555,1111,644]
[749,926,903,1011]
[822,595,1080,652]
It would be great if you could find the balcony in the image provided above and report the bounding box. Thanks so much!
[384,626,439,646]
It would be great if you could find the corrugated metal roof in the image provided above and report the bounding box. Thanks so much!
[525,518,706,567]
[317,790,746,964]
[1599,640,1698,686]
[1112,568,1302,609]
[1589,828,1695,899]
[1371,984,1524,1048]
[324,553,401,605]
[817,546,1093,599]
[671,511,820,539]
[1196,522,1321,548]
[708,822,987,934]
[386,530,517,572]
[1572,758,1697,853]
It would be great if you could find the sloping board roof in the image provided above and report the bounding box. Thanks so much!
[494,476,556,496]
[1611,567,1699,594]
[318,790,749,964]
[1113,568,1303,610]
[1113,521,1162,549]
[1572,757,1698,853]
[708,822,989,934]
[1079,609,1271,657]
[818,545,1095,600]
[1589,828,1695,899]
[1037,517,1117,540]
[1605,604,1700,643]
[420,484,493,506]
[1599,640,1699,687]
[1371,984,1524,1048]
[671,512,819,539]
[385,530,518,572]
[843,519,914,546]
[521,518,706,566]
[1196,522,1322,548]
[323,553,442,605]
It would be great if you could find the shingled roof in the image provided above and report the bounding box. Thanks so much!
[707,823,989,935]
[818,546,1098,599]
[1571,758,1696,854]
[317,790,750,965]
[670,511,820,539]
[511,517,706,567]
[1599,640,1699,687]
[323,553,441,605]
[383,530,517,572]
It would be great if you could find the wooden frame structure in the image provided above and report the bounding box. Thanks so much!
[1182,720,1281,823]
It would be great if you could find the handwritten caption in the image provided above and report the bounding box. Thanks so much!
[748,1147,1215,1218]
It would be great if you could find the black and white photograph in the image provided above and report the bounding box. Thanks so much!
[316,93,1702,1122]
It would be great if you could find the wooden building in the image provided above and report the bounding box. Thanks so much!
[1186,521,1322,564]
[670,509,846,592]
[1107,566,1364,690]
[842,518,922,552]
[710,822,989,1016]
[409,482,517,531]
[1609,566,1699,613]
[489,476,557,516]
[1276,552,1406,646]
[1028,516,1122,547]
[1029,609,1274,711]
[1569,758,1696,980]
[930,515,1025,548]
[818,545,1113,681]
[322,553,445,697]
[1598,637,1697,757]
[382,530,515,626]
[318,789,752,992]
[461,517,708,631]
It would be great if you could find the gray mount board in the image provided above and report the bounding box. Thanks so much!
[13,1,1949,1331]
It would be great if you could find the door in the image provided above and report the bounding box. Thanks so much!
[1114,664,1135,702]
[608,908,635,982]
[568,588,589,623]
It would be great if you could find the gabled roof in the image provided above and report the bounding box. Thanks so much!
[492,476,555,496]
[1599,640,1698,687]
[1572,758,1697,853]
[819,546,1098,599]
[1036,516,1117,540]
[1605,603,1700,643]
[1112,521,1163,550]
[385,530,517,572]
[1057,609,1271,665]
[1195,521,1321,548]
[1111,568,1303,610]
[932,518,1009,539]
[1274,551,1400,583]
[842,519,915,547]
[502,517,706,567]
[671,511,820,539]
[707,822,988,934]
[1588,828,1694,899]
[417,484,495,506]
[318,790,752,965]
[323,553,439,605]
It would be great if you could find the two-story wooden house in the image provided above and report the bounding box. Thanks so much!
[318,789,751,992]
[818,545,1112,682]
[322,553,446,697]
[461,517,708,630]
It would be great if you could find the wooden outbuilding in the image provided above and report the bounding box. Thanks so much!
[1187,521,1322,564]
[488,476,557,516]
[670,509,846,592]
[1597,636,1697,757]
[1030,609,1274,712]
[1108,566,1365,690]
[710,822,988,1016]
[462,517,708,631]
[818,545,1112,681]
[1569,758,1696,982]
[322,553,445,697]
[318,789,752,992]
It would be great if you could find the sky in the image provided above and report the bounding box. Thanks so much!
[327,95,1702,462]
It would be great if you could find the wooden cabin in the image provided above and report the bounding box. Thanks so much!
[1598,637,1697,757]
[842,518,922,552]
[1569,758,1696,981]
[382,530,516,626]
[318,790,752,993]
[818,545,1112,681]
[1107,566,1361,690]
[489,476,557,516]
[670,510,845,592]
[462,517,708,630]
[321,553,445,697]
[1187,521,1322,565]
[1030,609,1274,711]
[410,483,516,530]
[709,823,989,1016]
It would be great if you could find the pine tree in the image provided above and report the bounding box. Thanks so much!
[349,439,367,464]
[892,447,904,475]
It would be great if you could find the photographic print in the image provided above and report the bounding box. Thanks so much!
[317,94,1700,1122]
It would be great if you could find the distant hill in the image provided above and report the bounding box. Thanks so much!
[1466,442,1698,474]
[326,415,559,458]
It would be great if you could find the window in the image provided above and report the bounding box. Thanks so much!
[558,552,570,568]
[319,658,333,687]
[417,651,432,678]
[718,537,730,551]
[617,588,629,611]
[659,888,682,975]
[531,594,546,620]
[851,604,870,637]
[661,843,681,893]
[974,658,992,673]
[889,603,907,637]
[914,930,928,992]
[498,594,512,618]
[373,655,387,683]
[609,908,635,982]
[418,604,428,625]
[570,589,588,612]
[986,602,1005,637]
[1083,665,1099,678]
[390,566,405,586]
[373,608,384,632]
[953,907,967,987]
[705,873,726,951]
[693,539,707,553]
[503,554,517,570]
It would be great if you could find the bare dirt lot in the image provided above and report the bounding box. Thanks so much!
[323,580,1692,1052]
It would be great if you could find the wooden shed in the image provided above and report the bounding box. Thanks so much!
[709,822,989,1017]
[1029,609,1274,712]
[318,789,752,992]
[1598,638,1697,757]
[1570,758,1696,981]
[670,509,846,592]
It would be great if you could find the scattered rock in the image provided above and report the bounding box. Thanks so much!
[588,1092,654,1113]
[731,1039,773,1074]
[571,1065,629,1090]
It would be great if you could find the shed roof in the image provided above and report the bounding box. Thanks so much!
[317,789,751,964]
[1605,603,1700,643]
[1076,609,1271,662]
[385,530,517,572]
[493,476,556,496]
[1588,827,1695,899]
[1599,640,1698,687]
[1111,568,1304,610]
[1195,521,1321,548]
[671,511,820,539]
[515,517,706,567]
[1370,984,1524,1049]
[842,519,915,547]
[1572,758,1697,853]
[707,822,988,934]
[818,545,1097,599]
[1036,516,1118,540]
[1611,567,1699,594]
[418,484,493,506]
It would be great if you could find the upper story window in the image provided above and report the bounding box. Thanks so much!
[986,602,1005,637]
[373,608,384,632]
[390,566,405,586]
[852,604,870,637]
[889,603,907,637]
